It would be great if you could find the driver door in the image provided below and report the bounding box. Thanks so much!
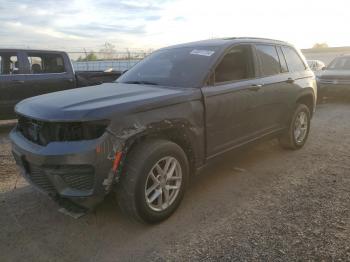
[201,44,264,157]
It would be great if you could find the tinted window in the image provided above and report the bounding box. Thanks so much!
[27,53,65,74]
[0,53,19,75]
[118,46,219,88]
[256,45,280,76]
[28,56,43,74]
[214,45,255,83]
[328,57,350,70]
[307,60,316,70]
[277,47,288,73]
[282,46,306,72]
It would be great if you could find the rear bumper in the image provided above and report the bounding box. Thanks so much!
[10,128,117,209]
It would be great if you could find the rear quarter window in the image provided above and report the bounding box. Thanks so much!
[282,46,306,72]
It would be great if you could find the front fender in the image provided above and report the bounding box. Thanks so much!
[108,100,206,169]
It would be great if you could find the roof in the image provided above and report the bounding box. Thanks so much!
[161,37,293,50]
[0,48,65,53]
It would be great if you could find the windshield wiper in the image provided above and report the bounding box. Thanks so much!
[123,81,159,85]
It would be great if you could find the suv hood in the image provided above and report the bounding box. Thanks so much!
[318,70,350,80]
[15,82,200,121]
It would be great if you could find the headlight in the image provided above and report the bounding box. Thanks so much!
[18,116,110,145]
[56,120,110,141]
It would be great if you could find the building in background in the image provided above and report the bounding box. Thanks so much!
[302,46,350,65]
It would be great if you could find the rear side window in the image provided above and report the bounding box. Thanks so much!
[27,53,65,74]
[0,53,19,75]
[277,47,288,73]
[214,45,255,83]
[255,44,280,76]
[282,46,306,72]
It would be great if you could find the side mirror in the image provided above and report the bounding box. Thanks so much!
[321,66,326,70]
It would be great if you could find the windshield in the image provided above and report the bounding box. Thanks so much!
[118,46,219,88]
[328,57,350,70]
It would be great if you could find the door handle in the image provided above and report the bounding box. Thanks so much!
[286,78,295,83]
[249,84,262,91]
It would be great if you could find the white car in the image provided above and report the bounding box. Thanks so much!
[307,60,325,75]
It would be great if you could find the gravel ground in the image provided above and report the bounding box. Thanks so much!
[0,103,349,261]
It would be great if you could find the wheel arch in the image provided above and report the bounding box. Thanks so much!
[120,120,202,178]
[296,89,316,117]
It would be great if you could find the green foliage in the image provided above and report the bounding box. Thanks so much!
[99,42,116,59]
[77,51,98,61]
[312,43,329,49]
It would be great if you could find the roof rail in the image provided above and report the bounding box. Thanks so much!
[223,37,286,43]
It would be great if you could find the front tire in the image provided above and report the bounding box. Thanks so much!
[117,139,189,223]
[279,104,311,150]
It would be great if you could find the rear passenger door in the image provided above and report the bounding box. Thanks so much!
[22,52,76,98]
[0,51,27,119]
[253,44,294,132]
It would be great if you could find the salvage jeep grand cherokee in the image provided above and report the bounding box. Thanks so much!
[10,38,317,223]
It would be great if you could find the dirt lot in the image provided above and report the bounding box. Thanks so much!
[0,103,349,261]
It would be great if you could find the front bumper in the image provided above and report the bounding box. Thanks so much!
[10,128,117,209]
[318,82,350,99]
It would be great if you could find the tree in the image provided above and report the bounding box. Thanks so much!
[99,42,116,59]
[77,52,98,62]
[312,43,329,49]
[76,56,84,62]
[85,52,98,61]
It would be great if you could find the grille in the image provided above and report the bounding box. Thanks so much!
[60,168,94,191]
[25,164,94,193]
[28,164,56,194]
[319,79,350,85]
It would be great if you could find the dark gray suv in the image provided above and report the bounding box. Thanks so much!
[10,37,317,223]
[317,55,350,99]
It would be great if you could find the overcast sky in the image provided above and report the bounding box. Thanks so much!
[0,0,349,51]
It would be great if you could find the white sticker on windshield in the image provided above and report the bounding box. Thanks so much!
[190,49,215,57]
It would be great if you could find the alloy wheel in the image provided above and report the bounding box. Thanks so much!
[144,156,182,212]
[294,111,308,144]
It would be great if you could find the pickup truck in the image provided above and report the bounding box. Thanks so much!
[0,49,121,119]
[10,38,317,223]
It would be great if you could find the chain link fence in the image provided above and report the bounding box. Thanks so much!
[67,51,151,72]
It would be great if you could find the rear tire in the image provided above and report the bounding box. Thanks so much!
[116,139,189,223]
[279,104,311,150]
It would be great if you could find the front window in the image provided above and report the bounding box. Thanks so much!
[328,57,350,70]
[118,47,219,88]
[214,45,255,83]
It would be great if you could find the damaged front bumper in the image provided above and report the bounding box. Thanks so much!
[10,127,121,210]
